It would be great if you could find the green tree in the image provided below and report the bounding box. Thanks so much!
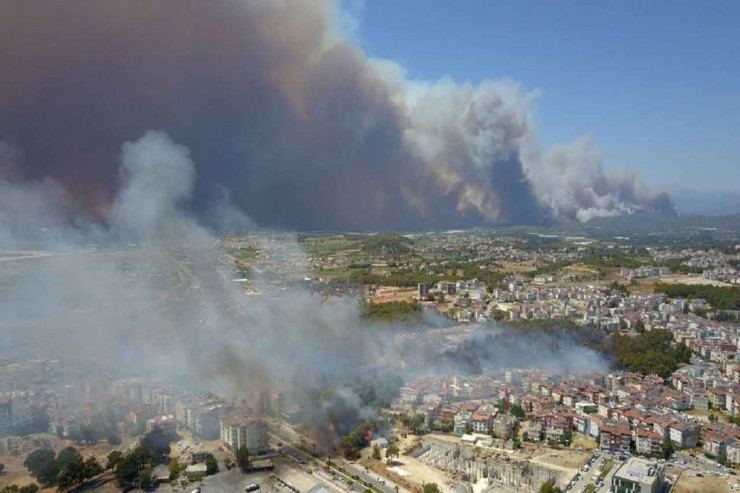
[608,329,691,377]
[372,445,381,461]
[114,446,152,488]
[235,446,251,472]
[362,301,423,323]
[137,468,152,489]
[106,450,123,471]
[539,480,563,493]
[0,462,4,475]
[55,450,96,491]
[662,435,675,460]
[205,457,219,475]
[83,457,102,483]
[386,444,399,463]
[341,421,375,459]
[141,428,172,461]
[509,404,526,419]
[563,430,573,445]
[1,485,39,493]
[655,283,740,311]
[55,447,81,472]
[79,425,98,445]
[635,319,645,333]
[57,456,86,491]
[24,449,58,487]
[401,414,425,433]
[107,434,122,446]
[423,484,442,493]
[168,459,179,480]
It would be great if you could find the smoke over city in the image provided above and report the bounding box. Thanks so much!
[0,131,609,444]
[0,0,673,231]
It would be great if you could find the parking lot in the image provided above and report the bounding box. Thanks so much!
[563,450,618,493]
[157,468,273,493]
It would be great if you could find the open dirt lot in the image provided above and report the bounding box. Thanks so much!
[390,457,449,488]
[0,455,37,489]
[500,261,537,273]
[571,435,598,450]
[655,275,732,287]
[1,435,126,490]
[673,472,732,493]
[368,286,418,303]
[527,448,590,473]
[686,409,732,424]
[386,434,454,490]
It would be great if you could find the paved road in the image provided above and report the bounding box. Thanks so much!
[156,468,273,493]
[333,456,408,493]
[269,431,406,493]
[563,450,617,493]
[671,450,737,488]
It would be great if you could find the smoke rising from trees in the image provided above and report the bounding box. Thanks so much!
[0,0,673,231]
[0,131,609,444]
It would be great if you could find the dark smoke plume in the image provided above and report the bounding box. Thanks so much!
[0,0,672,231]
[0,131,610,445]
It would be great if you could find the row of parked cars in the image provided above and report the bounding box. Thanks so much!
[565,451,607,492]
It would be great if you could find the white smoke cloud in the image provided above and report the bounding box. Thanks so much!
[0,131,611,445]
[524,136,653,222]
[111,131,197,241]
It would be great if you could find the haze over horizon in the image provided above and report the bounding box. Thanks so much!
[0,0,736,232]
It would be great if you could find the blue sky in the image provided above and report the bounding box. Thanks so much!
[350,0,739,193]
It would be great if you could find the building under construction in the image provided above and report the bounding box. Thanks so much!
[412,437,562,491]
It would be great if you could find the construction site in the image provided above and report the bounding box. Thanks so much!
[410,437,564,491]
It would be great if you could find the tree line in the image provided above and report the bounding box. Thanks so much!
[24,446,102,490]
[362,301,423,323]
[655,283,740,311]
[605,329,692,378]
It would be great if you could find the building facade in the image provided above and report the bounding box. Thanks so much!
[219,415,268,453]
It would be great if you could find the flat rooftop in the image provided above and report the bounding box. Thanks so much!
[614,457,662,484]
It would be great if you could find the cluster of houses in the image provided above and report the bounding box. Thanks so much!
[703,267,740,284]
[681,249,740,270]
[418,279,490,323]
[393,363,740,465]
[619,266,671,280]
[490,268,739,337]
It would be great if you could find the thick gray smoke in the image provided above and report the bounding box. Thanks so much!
[0,0,672,231]
[0,131,377,385]
[0,132,609,444]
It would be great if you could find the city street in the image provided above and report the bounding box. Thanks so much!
[156,468,272,493]
[563,451,617,493]
[269,430,407,493]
